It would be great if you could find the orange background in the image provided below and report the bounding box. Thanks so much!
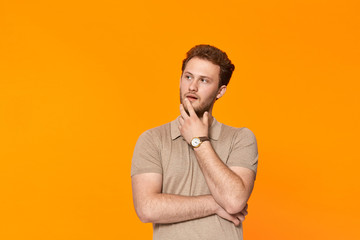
[1,0,359,239]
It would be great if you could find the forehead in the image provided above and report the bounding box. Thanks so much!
[184,57,220,80]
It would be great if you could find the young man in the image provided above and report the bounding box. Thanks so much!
[131,45,258,240]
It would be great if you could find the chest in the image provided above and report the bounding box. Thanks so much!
[160,138,232,196]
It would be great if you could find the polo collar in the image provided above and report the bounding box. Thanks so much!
[170,116,222,141]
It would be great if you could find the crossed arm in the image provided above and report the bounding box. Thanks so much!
[131,98,256,225]
[132,172,247,225]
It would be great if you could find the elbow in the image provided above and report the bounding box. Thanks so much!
[223,183,253,215]
[135,209,151,223]
[139,216,152,223]
[224,204,245,215]
[135,205,154,223]
[137,213,151,223]
[223,196,248,215]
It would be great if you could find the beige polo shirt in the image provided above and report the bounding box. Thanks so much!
[131,117,258,240]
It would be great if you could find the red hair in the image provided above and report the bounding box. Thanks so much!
[182,44,235,86]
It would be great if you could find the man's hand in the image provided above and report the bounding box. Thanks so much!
[216,203,249,226]
[179,98,209,144]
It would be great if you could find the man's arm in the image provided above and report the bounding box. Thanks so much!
[179,98,256,214]
[193,144,255,214]
[132,172,245,225]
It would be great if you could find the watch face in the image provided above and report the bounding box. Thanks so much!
[191,137,201,147]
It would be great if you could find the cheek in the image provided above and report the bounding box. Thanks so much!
[180,85,184,94]
[180,82,188,93]
[201,88,218,100]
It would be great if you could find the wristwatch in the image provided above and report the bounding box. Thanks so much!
[190,136,210,148]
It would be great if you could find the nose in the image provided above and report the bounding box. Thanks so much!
[189,79,198,92]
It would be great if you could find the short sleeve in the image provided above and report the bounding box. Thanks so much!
[227,128,258,175]
[131,130,163,177]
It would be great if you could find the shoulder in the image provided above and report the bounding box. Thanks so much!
[219,122,257,145]
[132,121,172,160]
[218,123,258,172]
[136,121,173,145]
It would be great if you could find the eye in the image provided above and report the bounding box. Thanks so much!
[185,75,191,80]
[200,78,208,83]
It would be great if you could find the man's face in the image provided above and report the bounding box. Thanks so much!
[180,57,226,117]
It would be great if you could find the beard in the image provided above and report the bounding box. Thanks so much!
[180,91,217,118]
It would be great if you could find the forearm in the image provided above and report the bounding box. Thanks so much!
[135,193,218,224]
[194,141,248,214]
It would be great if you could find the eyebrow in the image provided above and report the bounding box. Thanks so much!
[184,71,213,80]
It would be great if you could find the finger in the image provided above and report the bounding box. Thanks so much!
[178,116,184,126]
[237,213,245,222]
[203,111,209,125]
[184,98,196,117]
[240,209,248,216]
[232,217,240,226]
[180,104,189,119]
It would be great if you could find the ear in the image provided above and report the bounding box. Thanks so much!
[216,85,227,99]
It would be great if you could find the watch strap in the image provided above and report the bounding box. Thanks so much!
[198,136,210,142]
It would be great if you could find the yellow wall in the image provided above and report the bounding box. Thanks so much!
[1,0,359,239]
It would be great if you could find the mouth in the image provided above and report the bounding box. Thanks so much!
[185,94,198,102]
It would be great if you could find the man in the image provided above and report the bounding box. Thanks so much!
[131,44,258,240]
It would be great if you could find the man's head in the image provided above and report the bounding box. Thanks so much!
[181,44,235,87]
[180,45,235,118]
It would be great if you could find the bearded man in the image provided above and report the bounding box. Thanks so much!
[131,44,258,240]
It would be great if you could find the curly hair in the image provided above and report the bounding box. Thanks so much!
[181,44,235,87]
